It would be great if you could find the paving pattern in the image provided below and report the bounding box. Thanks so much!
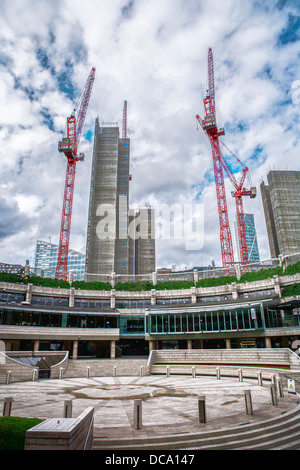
[0,375,298,438]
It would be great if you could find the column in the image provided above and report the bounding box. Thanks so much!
[111,289,116,309]
[72,340,78,359]
[265,337,272,348]
[187,339,193,350]
[110,340,116,359]
[226,338,231,349]
[33,340,39,352]
[25,283,33,303]
[149,340,156,353]
[69,287,75,308]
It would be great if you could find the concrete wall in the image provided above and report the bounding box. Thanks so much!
[24,407,94,450]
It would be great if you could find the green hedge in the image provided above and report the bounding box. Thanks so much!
[23,276,70,289]
[238,266,283,284]
[0,272,22,283]
[0,417,42,450]
[114,281,154,291]
[196,275,237,288]
[282,283,300,298]
[155,280,194,290]
[71,280,111,291]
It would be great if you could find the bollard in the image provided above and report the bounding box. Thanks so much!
[275,375,284,398]
[270,383,278,406]
[140,366,144,377]
[257,370,263,386]
[192,366,196,378]
[5,371,11,385]
[198,395,206,424]
[166,366,170,377]
[134,399,142,430]
[113,366,117,377]
[87,366,90,378]
[216,367,220,380]
[244,390,253,415]
[64,400,73,418]
[238,369,243,383]
[3,397,13,416]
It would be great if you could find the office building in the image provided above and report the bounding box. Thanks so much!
[34,240,85,280]
[235,213,260,264]
[260,170,300,258]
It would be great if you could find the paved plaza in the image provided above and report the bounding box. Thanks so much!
[1,375,299,439]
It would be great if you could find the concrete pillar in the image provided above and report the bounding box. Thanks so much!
[192,366,196,378]
[72,340,78,360]
[151,289,156,306]
[149,340,156,353]
[33,340,39,353]
[238,369,243,382]
[68,270,74,285]
[265,337,272,348]
[187,339,193,350]
[226,338,231,349]
[244,390,253,415]
[3,397,13,416]
[69,287,75,308]
[231,282,238,300]
[64,400,72,418]
[193,269,199,284]
[25,283,33,303]
[257,370,263,386]
[198,396,206,424]
[110,340,116,359]
[270,383,278,406]
[191,286,197,304]
[5,371,11,385]
[111,272,116,288]
[152,271,157,286]
[216,367,221,380]
[110,289,116,309]
[134,399,142,430]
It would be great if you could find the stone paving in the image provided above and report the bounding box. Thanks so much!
[1,374,299,439]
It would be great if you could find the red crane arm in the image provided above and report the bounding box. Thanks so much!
[55,67,96,280]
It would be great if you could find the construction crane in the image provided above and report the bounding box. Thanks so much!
[55,67,96,280]
[196,48,256,267]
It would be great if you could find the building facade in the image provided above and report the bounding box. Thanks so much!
[261,170,300,259]
[0,266,300,358]
[235,214,260,264]
[33,240,85,280]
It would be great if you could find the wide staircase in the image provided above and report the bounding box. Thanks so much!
[92,402,300,450]
[64,358,148,378]
[147,348,300,376]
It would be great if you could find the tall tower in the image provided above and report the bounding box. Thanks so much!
[85,119,130,279]
[260,170,300,259]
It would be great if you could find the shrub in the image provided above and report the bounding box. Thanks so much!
[23,276,70,289]
[196,276,237,288]
[71,280,111,291]
[155,280,194,290]
[115,281,154,291]
[282,283,300,298]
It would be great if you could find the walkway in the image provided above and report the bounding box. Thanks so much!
[1,375,299,440]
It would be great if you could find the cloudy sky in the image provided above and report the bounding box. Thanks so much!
[0,0,300,271]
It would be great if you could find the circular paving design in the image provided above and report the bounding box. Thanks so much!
[1,374,298,441]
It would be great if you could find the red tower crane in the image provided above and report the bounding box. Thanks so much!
[55,67,96,280]
[196,48,234,268]
[196,48,256,267]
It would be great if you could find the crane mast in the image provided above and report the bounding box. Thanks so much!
[197,48,234,268]
[55,67,96,280]
[196,49,256,267]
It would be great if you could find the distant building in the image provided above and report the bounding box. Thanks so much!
[260,170,300,258]
[33,240,85,280]
[235,214,260,264]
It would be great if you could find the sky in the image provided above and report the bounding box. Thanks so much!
[0,0,300,271]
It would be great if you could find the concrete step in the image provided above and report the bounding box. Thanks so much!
[92,403,300,450]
